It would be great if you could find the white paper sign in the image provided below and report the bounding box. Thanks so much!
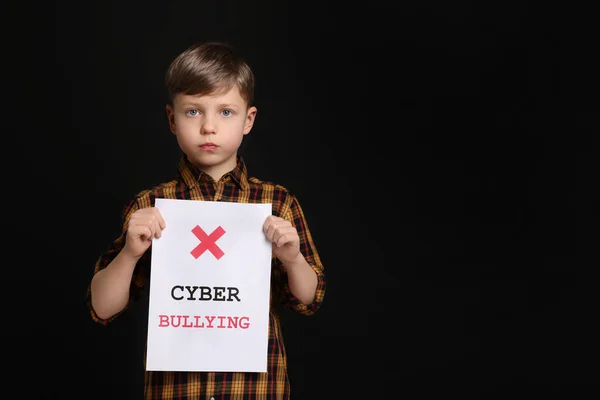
[146,198,272,372]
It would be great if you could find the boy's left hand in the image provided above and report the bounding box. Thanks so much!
[263,215,300,264]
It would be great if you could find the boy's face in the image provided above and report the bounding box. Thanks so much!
[166,86,257,179]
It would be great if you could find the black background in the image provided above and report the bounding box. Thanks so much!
[5,1,597,399]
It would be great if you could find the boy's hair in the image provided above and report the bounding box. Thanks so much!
[165,41,255,106]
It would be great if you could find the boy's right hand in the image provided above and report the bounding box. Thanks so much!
[123,207,166,259]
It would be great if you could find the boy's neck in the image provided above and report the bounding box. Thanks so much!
[190,155,238,183]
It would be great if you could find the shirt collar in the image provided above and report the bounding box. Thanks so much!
[178,154,249,190]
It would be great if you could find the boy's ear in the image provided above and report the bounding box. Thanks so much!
[166,104,176,134]
[243,106,257,135]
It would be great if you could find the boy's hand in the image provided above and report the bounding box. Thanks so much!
[123,207,166,259]
[263,215,300,265]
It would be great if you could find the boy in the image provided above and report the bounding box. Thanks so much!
[86,41,326,399]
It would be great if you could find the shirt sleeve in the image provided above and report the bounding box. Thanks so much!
[85,197,151,325]
[271,193,326,316]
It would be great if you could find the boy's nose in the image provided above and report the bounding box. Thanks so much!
[201,118,216,134]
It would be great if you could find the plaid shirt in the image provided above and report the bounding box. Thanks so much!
[86,155,326,399]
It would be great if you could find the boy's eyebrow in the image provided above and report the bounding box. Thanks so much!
[181,101,241,109]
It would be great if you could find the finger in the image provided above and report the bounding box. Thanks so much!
[265,224,275,241]
[143,225,154,241]
[154,208,167,229]
[268,221,288,241]
[277,231,300,248]
[265,215,280,224]
[275,234,290,248]
[273,227,297,246]
[264,217,293,241]
[131,223,153,242]
[138,215,160,238]
[153,217,163,238]
[264,220,278,241]
[263,215,284,231]
[263,216,275,235]
[144,218,158,239]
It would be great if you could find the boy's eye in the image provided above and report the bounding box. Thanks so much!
[221,109,232,117]
[186,109,199,116]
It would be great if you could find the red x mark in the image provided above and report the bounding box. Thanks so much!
[190,225,226,260]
